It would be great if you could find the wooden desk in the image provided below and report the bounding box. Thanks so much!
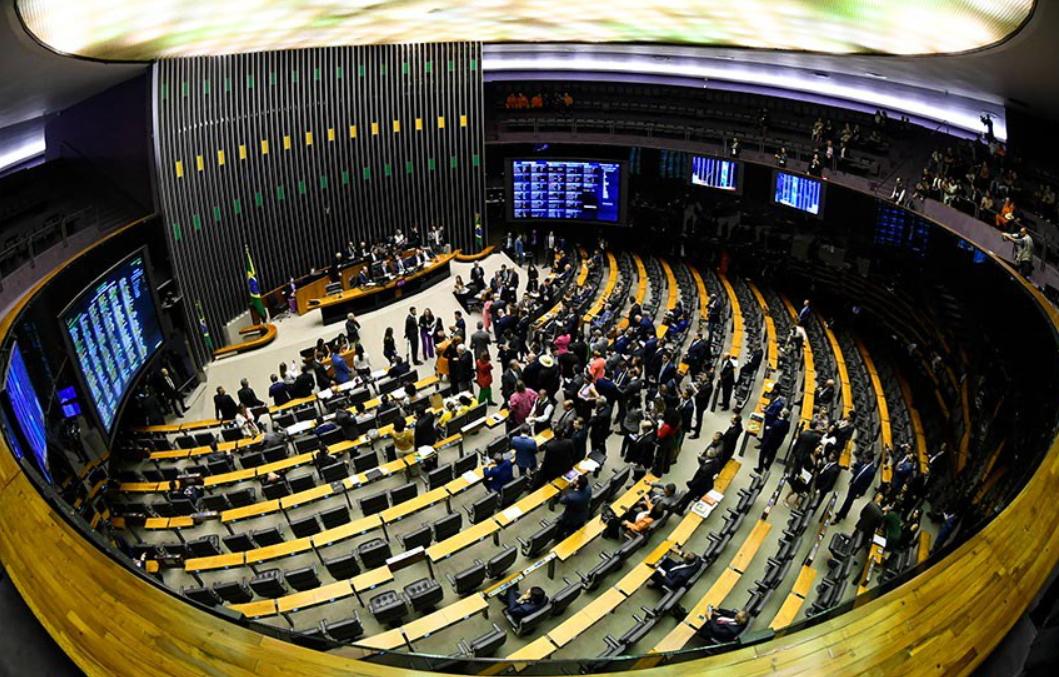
[351,566,393,594]
[244,537,312,565]
[278,581,354,614]
[729,521,772,573]
[222,499,282,523]
[229,599,277,619]
[185,552,245,573]
[719,272,744,360]
[311,515,383,548]
[213,323,277,358]
[454,246,495,262]
[547,588,626,648]
[426,517,497,563]
[551,476,653,561]
[360,593,490,650]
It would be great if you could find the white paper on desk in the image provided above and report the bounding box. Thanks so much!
[461,470,481,484]
[318,388,333,400]
[579,459,600,473]
[691,501,713,518]
[873,534,887,548]
[502,506,524,521]
[706,489,723,504]
[371,369,388,380]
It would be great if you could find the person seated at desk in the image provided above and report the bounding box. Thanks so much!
[392,416,416,465]
[394,255,409,276]
[501,584,549,622]
[556,475,592,539]
[483,452,514,492]
[333,408,361,441]
[313,416,338,437]
[388,356,411,379]
[650,547,702,590]
[695,607,749,644]
[603,496,655,540]
[355,267,371,287]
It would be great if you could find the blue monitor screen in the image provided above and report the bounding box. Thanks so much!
[875,204,930,257]
[510,160,624,223]
[690,156,738,191]
[62,251,164,433]
[4,342,49,481]
[774,172,824,215]
[58,385,77,403]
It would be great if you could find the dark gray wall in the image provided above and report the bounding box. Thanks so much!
[153,43,486,357]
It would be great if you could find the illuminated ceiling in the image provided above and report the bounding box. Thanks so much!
[17,0,1033,61]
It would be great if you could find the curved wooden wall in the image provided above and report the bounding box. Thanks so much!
[1,212,1058,677]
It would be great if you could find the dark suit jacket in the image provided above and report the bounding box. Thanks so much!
[214,394,238,420]
[856,501,884,536]
[292,373,316,398]
[405,314,419,341]
[237,386,263,408]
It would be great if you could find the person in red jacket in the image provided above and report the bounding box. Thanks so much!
[476,352,495,405]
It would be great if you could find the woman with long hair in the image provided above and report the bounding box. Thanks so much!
[383,327,397,365]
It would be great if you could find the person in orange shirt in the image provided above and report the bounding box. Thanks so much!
[996,198,1016,230]
[505,92,517,109]
[531,94,543,108]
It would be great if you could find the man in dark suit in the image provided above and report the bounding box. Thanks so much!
[696,608,749,643]
[836,458,878,521]
[690,372,714,439]
[268,374,291,407]
[213,386,238,421]
[651,548,702,590]
[501,585,549,622]
[556,475,592,539]
[791,424,824,469]
[405,307,421,365]
[457,345,474,394]
[855,492,885,545]
[675,446,722,514]
[756,408,790,474]
[155,367,186,417]
[815,450,841,497]
[656,352,676,389]
[718,353,736,410]
[237,378,264,408]
[292,365,316,398]
[685,333,709,375]
[334,408,361,441]
[720,414,743,464]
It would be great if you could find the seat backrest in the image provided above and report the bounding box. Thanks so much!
[288,472,316,493]
[432,512,463,541]
[261,481,290,501]
[426,463,455,490]
[175,435,196,449]
[467,624,507,657]
[223,533,257,553]
[357,538,392,569]
[320,505,351,529]
[319,428,344,448]
[212,579,253,604]
[294,436,319,453]
[249,569,289,599]
[486,545,518,579]
[511,603,551,636]
[290,515,322,538]
[388,481,418,506]
[250,526,284,547]
[221,427,244,442]
[240,452,265,470]
[451,561,487,595]
[188,535,221,557]
[398,525,433,551]
[352,450,379,473]
[453,453,478,476]
[200,494,230,512]
[182,585,222,607]
[323,552,361,580]
[523,521,559,557]
[499,475,529,508]
[274,414,295,429]
[262,445,288,464]
[227,488,256,508]
[320,462,348,485]
[321,614,363,643]
[194,432,216,446]
[550,581,582,615]
[358,490,389,517]
[467,492,499,524]
[284,565,321,592]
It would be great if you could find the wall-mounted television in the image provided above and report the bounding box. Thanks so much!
[773,170,825,217]
[2,342,50,482]
[508,159,627,225]
[60,249,164,435]
[690,155,740,192]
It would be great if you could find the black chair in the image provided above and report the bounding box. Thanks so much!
[227,488,257,508]
[319,428,345,448]
[290,515,322,538]
[388,482,418,507]
[274,413,296,429]
[207,457,234,475]
[352,451,379,473]
[323,552,361,580]
[288,472,316,493]
[175,435,196,449]
[550,578,582,616]
[466,492,499,525]
[432,513,463,541]
[517,520,558,558]
[212,579,253,604]
[404,577,445,613]
[200,494,230,512]
[223,533,257,553]
[458,624,507,658]
[291,628,331,650]
[369,590,409,627]
[424,463,455,490]
[188,535,222,557]
[498,475,528,508]
[194,432,216,446]
[447,560,487,596]
[398,525,433,552]
[358,491,389,517]
[221,427,244,442]
[486,545,518,579]
[320,460,349,483]
[580,554,622,591]
[263,445,288,464]
[294,436,320,454]
[320,614,364,644]
[250,526,284,547]
[182,585,222,607]
[284,565,322,592]
[320,505,351,529]
[249,569,288,598]
[504,602,551,637]
[294,407,318,423]
[454,453,478,476]
[357,538,392,570]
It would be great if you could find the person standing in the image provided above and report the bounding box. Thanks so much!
[1003,227,1034,278]
[405,307,421,365]
[457,344,474,394]
[514,234,525,266]
[511,432,539,477]
[345,313,361,346]
[756,408,790,474]
[383,327,397,365]
[331,351,351,385]
[156,368,186,417]
[718,353,736,410]
[476,352,495,405]
[556,475,592,539]
[419,308,437,360]
[836,458,878,521]
[690,372,713,439]
[470,321,492,361]
[268,374,291,407]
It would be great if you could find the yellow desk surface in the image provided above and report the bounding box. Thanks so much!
[729,521,771,573]
[185,552,245,573]
[278,581,354,614]
[244,537,312,565]
[351,566,393,593]
[426,518,497,562]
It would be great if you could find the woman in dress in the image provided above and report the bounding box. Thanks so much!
[383,327,397,365]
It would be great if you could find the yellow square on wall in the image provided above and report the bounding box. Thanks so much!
[261,139,269,155]
[349,125,357,138]
[239,144,247,160]
[175,160,183,178]
[217,149,225,166]
[283,135,291,150]
[437,116,445,129]
[305,131,313,146]
[371,122,379,136]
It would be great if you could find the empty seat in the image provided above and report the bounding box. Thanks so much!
[320,614,364,644]
[323,552,360,580]
[404,577,445,613]
[207,457,234,476]
[398,525,433,552]
[290,515,322,538]
[250,526,284,547]
[352,450,379,473]
[182,585,222,607]
[447,560,487,596]
[459,624,507,658]
[498,475,528,508]
[358,491,389,517]
[175,435,196,449]
[213,579,253,604]
[288,472,316,493]
[320,460,349,483]
[424,463,455,490]
[187,535,222,557]
[291,627,331,650]
[356,538,392,570]
[294,436,320,453]
[388,482,418,506]
[550,579,582,616]
[580,554,622,591]
[273,413,296,429]
[466,492,499,525]
[227,488,256,508]
[249,569,289,599]
[284,565,322,592]
[486,545,519,580]
[261,481,290,500]
[320,505,351,529]
[432,513,463,541]
[369,590,409,627]
[517,520,558,558]
[194,432,216,446]
[453,453,478,476]
[262,445,288,464]
[223,533,257,553]
[200,494,230,512]
[221,427,244,442]
[615,533,646,561]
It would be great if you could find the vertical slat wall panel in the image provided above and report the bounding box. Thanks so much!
[153,43,485,360]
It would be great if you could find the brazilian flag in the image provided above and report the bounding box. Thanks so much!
[245,246,267,321]
[196,301,214,352]
[474,212,483,249]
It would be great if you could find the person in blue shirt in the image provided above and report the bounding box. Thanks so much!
[483,452,514,492]
[556,475,592,539]
[511,432,539,477]
[514,234,525,266]
[268,373,291,406]
[331,351,351,385]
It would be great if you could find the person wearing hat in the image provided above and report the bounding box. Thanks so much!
[538,353,560,396]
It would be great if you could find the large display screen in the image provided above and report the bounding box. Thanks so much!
[690,156,739,192]
[509,160,625,224]
[61,251,164,434]
[3,342,50,481]
[875,202,930,257]
[774,171,825,216]
[17,1,1033,60]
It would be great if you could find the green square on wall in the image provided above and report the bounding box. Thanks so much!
[358,64,365,77]
[255,192,263,207]
[247,74,254,89]
[427,158,435,171]
[341,170,349,185]
[213,205,221,222]
[192,214,202,231]
[172,222,181,241]
[406,161,413,174]
[277,185,285,201]
[203,79,210,95]
[363,167,371,180]
[337,66,343,79]
[320,174,328,189]
[473,154,481,167]
[402,62,409,75]
[233,198,242,215]
[384,163,392,177]
[298,180,306,195]
[426,61,433,74]
[450,156,458,169]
